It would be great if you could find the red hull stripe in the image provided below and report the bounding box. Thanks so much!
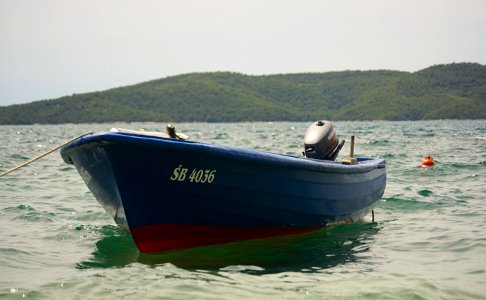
[130,224,324,253]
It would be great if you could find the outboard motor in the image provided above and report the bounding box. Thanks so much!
[304,120,344,160]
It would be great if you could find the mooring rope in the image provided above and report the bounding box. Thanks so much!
[0,132,93,178]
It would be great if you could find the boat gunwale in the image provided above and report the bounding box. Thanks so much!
[60,131,386,174]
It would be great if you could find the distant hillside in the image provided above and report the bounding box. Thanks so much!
[1,62,485,124]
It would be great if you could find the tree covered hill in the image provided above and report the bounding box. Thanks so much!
[1,62,485,124]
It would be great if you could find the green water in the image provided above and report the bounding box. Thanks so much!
[1,121,485,299]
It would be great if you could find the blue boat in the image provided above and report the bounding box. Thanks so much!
[60,122,386,253]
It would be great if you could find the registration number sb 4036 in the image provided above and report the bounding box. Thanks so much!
[170,164,216,184]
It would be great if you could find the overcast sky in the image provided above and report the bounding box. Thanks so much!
[1,0,485,106]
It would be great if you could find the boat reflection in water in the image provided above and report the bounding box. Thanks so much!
[77,221,381,272]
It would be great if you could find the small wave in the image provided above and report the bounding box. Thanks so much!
[212,133,228,140]
[13,211,55,223]
[71,224,118,234]
[19,269,482,300]
[3,204,34,212]
[4,204,56,223]
[418,189,433,197]
[381,196,444,211]
[380,152,408,159]
[401,131,435,137]
[366,139,390,145]
[70,210,111,222]
[58,166,75,172]
[76,226,138,269]
[449,162,484,169]
[0,247,31,255]
[10,153,29,160]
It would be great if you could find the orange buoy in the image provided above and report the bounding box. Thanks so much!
[420,155,435,167]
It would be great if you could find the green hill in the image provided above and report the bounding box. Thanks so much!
[1,62,485,124]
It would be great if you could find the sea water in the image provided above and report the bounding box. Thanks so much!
[0,121,485,299]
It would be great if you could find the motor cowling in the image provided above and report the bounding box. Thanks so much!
[304,120,340,160]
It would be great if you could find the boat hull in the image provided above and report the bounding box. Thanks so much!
[61,132,386,253]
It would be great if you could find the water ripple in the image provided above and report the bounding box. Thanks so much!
[1,121,486,298]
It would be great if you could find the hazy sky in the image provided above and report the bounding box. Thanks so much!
[1,0,485,106]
